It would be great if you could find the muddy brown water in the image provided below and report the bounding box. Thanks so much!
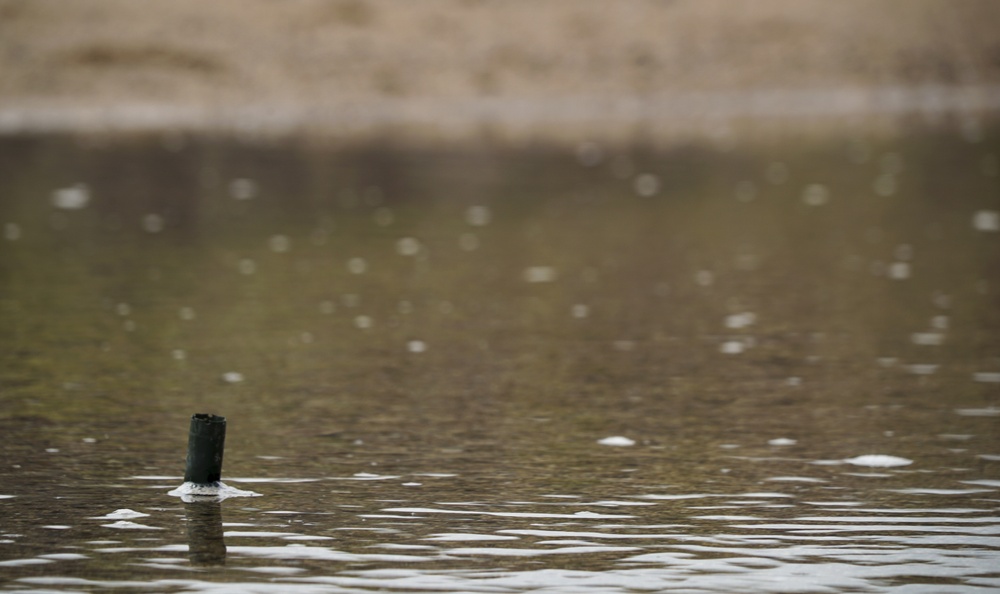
[0,128,998,592]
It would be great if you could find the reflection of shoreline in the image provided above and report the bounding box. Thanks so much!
[1,84,998,142]
[186,502,226,567]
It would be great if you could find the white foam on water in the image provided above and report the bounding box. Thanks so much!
[0,558,53,567]
[905,363,938,375]
[887,488,994,495]
[911,332,944,345]
[101,521,161,530]
[972,209,999,232]
[422,533,519,542]
[222,371,244,383]
[956,407,1000,417]
[768,438,796,446]
[523,266,557,283]
[720,340,745,354]
[92,509,150,520]
[960,480,1000,488]
[167,481,262,502]
[724,312,756,329]
[843,455,913,468]
[972,372,1000,383]
[464,205,492,227]
[52,184,90,210]
[598,436,636,447]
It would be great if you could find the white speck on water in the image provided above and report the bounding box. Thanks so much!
[179,307,196,321]
[354,315,373,329]
[571,304,590,319]
[576,141,604,167]
[43,525,72,530]
[82,438,96,444]
[238,258,256,275]
[598,436,636,447]
[319,300,335,314]
[115,303,131,316]
[720,340,744,355]
[887,262,911,280]
[347,257,367,274]
[222,371,244,383]
[874,173,897,196]
[94,509,150,520]
[931,315,949,329]
[123,320,136,332]
[142,214,165,233]
[802,184,829,206]
[972,210,999,232]
[229,178,258,200]
[300,332,313,344]
[877,357,898,367]
[3,223,21,241]
[844,455,913,468]
[396,237,421,256]
[633,173,660,197]
[172,349,186,361]
[972,372,1000,383]
[768,438,797,446]
[695,270,714,287]
[268,234,290,253]
[465,205,492,227]
[407,340,427,353]
[45,448,59,453]
[402,482,423,487]
[786,376,802,386]
[724,312,756,329]
[906,363,938,375]
[911,332,944,346]
[458,233,480,251]
[523,266,557,283]
[52,184,90,209]
[735,180,756,202]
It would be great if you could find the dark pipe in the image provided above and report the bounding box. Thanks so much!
[184,414,226,485]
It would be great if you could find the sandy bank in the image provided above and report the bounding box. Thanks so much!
[2,0,999,143]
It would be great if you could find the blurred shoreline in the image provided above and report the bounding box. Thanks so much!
[2,84,998,146]
[3,0,999,145]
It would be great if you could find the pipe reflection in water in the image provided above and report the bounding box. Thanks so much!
[185,501,226,567]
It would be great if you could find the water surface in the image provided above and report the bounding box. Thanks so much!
[1,129,999,592]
